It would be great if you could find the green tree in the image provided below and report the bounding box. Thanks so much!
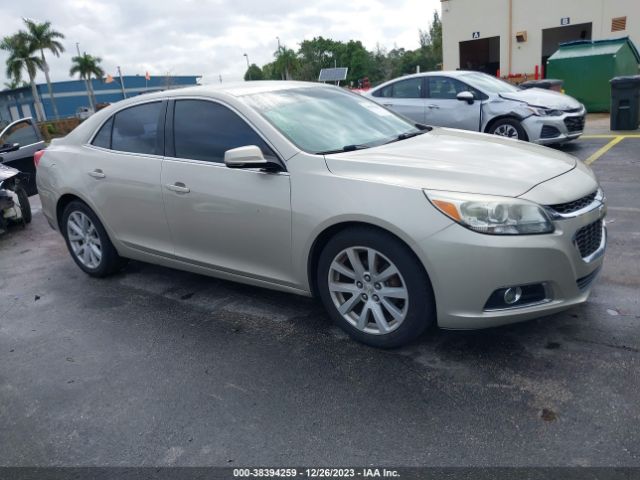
[23,19,65,119]
[274,46,299,80]
[69,53,104,109]
[3,78,29,90]
[0,33,46,120]
[244,63,264,81]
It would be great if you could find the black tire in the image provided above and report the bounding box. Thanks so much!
[317,226,436,348]
[15,186,31,224]
[61,200,127,277]
[488,118,527,141]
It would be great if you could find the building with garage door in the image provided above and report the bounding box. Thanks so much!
[441,0,639,78]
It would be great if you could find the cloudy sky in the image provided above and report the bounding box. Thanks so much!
[1,0,440,87]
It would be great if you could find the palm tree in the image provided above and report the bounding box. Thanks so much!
[3,79,29,90]
[23,19,65,119]
[274,46,298,80]
[0,33,46,121]
[69,53,104,110]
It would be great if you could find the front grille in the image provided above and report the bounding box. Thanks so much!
[548,191,597,215]
[564,115,585,132]
[541,125,561,138]
[576,267,602,291]
[574,219,603,259]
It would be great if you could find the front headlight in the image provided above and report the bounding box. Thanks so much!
[526,106,563,116]
[424,190,555,235]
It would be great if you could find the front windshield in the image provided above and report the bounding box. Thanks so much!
[243,87,419,154]
[459,72,521,94]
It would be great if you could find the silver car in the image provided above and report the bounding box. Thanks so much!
[36,81,606,348]
[366,71,586,145]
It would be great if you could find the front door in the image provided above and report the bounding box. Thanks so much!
[161,99,293,286]
[425,76,482,131]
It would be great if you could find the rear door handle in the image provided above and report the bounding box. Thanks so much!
[88,169,105,179]
[165,182,190,194]
[383,103,393,107]
[427,104,440,109]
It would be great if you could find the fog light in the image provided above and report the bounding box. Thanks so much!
[504,287,523,305]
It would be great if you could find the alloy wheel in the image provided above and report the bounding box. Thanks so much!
[494,124,519,138]
[328,246,409,335]
[67,211,102,269]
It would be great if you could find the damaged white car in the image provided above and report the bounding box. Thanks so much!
[367,71,586,145]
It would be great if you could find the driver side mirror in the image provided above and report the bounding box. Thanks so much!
[456,91,475,104]
[224,145,281,171]
[0,142,20,154]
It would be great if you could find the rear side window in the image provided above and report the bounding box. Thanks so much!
[173,100,276,163]
[390,78,423,98]
[111,102,162,155]
[92,117,113,148]
[372,85,393,98]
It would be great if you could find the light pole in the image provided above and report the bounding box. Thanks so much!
[276,36,281,51]
[243,53,251,81]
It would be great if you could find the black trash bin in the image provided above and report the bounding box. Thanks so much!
[610,75,640,131]
[520,79,564,92]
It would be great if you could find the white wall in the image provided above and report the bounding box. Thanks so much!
[442,0,640,74]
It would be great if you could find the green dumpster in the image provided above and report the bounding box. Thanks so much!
[546,37,640,112]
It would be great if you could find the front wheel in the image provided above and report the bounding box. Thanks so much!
[62,201,127,277]
[317,227,436,348]
[15,185,31,224]
[489,118,527,141]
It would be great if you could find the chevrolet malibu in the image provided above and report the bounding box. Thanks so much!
[36,81,606,348]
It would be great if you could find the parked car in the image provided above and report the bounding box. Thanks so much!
[36,82,606,348]
[0,117,46,196]
[366,71,586,145]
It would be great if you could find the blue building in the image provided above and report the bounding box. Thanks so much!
[0,74,201,125]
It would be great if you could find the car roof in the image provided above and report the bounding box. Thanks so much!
[157,80,329,99]
[369,70,483,91]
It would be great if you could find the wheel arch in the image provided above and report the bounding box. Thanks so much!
[483,114,529,141]
[306,220,433,299]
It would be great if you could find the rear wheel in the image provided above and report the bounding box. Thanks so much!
[489,118,527,141]
[317,227,436,348]
[62,201,127,277]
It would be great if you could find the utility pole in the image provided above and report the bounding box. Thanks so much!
[117,66,127,99]
[276,36,281,51]
[243,53,251,81]
[219,74,223,83]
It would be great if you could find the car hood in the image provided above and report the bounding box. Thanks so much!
[325,127,577,197]
[499,88,582,110]
[0,163,20,181]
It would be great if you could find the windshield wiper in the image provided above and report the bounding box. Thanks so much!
[316,144,371,155]
[384,129,427,145]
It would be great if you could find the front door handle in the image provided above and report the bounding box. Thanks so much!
[427,104,440,109]
[88,169,105,179]
[383,103,393,107]
[166,182,190,194]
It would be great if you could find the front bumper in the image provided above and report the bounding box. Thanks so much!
[523,109,586,145]
[419,195,606,329]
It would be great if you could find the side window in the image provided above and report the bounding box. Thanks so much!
[427,77,460,100]
[391,78,423,99]
[173,100,276,163]
[1,120,39,146]
[373,85,393,98]
[92,117,113,149]
[112,102,162,155]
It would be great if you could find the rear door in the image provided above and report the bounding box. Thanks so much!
[82,100,174,256]
[372,77,426,123]
[161,98,294,285]
[0,118,45,195]
[424,76,482,131]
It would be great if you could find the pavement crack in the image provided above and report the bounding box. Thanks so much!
[569,337,639,353]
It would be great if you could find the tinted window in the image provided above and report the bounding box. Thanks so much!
[391,78,422,98]
[92,117,113,149]
[173,100,276,163]
[112,102,162,155]
[1,120,39,146]
[373,85,393,98]
[427,77,481,100]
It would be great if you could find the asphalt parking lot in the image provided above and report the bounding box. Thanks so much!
[0,133,639,467]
